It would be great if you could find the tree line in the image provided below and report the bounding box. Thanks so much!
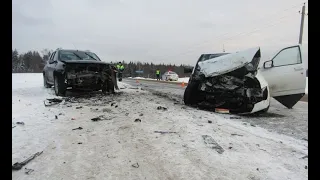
[12,49,190,78]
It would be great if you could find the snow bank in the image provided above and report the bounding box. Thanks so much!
[178,77,190,83]
[12,73,44,90]
[134,77,146,79]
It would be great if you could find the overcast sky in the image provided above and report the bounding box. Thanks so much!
[12,0,308,66]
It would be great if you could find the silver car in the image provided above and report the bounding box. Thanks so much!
[162,71,179,81]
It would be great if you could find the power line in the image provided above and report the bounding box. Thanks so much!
[151,2,307,61]
[156,11,297,61]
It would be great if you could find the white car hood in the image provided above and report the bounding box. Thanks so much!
[198,47,260,77]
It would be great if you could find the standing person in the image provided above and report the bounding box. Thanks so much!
[156,69,160,81]
[116,62,125,81]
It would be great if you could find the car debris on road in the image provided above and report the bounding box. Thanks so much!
[25,168,34,175]
[131,163,139,168]
[157,106,168,110]
[91,115,113,121]
[44,98,63,107]
[72,127,83,130]
[12,151,43,170]
[16,122,25,125]
[154,131,177,134]
[134,119,141,122]
[202,135,224,154]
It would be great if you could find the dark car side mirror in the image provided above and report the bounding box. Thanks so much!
[263,60,273,69]
[184,66,194,73]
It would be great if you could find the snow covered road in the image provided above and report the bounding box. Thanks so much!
[12,73,308,180]
[123,79,308,140]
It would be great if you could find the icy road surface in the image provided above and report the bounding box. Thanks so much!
[123,79,308,140]
[13,73,308,180]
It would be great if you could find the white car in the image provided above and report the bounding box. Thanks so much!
[162,71,179,81]
[183,45,306,114]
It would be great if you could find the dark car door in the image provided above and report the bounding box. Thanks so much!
[47,51,57,83]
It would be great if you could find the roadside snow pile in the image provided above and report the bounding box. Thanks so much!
[12,73,308,180]
[178,77,189,83]
[134,77,146,79]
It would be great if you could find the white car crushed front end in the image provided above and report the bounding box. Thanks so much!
[184,46,271,114]
[184,44,306,114]
[241,72,270,114]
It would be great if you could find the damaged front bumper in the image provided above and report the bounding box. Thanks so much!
[66,71,108,88]
[196,74,268,113]
[184,46,271,114]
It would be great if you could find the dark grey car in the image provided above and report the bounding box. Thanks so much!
[43,49,117,96]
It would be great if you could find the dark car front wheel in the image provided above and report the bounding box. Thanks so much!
[184,82,201,105]
[43,74,51,88]
[54,75,67,96]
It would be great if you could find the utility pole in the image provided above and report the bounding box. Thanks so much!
[298,3,307,44]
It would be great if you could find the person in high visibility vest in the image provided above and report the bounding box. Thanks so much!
[156,69,160,81]
[116,62,125,72]
[116,62,125,81]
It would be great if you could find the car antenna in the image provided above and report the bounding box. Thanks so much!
[223,44,225,52]
[72,43,78,51]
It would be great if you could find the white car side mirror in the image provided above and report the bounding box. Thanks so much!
[263,60,273,69]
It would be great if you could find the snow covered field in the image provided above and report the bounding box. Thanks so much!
[12,73,308,180]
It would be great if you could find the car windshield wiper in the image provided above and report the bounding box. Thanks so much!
[84,52,97,61]
[72,52,82,60]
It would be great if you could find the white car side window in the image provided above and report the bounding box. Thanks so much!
[272,46,301,67]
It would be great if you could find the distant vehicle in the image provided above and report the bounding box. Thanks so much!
[162,71,179,81]
[183,45,306,114]
[43,49,117,96]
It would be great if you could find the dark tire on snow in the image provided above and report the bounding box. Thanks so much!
[102,79,115,94]
[108,79,115,93]
[101,83,107,94]
[183,82,200,105]
[43,74,51,88]
[54,75,66,96]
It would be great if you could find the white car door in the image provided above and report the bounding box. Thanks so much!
[259,45,306,108]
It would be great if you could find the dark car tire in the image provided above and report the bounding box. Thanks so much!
[43,74,51,88]
[54,75,66,96]
[184,81,200,105]
[101,85,107,94]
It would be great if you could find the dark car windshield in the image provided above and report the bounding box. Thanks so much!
[59,50,101,61]
[198,53,229,62]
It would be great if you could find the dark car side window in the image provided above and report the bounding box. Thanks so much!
[53,51,59,61]
[49,52,56,64]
